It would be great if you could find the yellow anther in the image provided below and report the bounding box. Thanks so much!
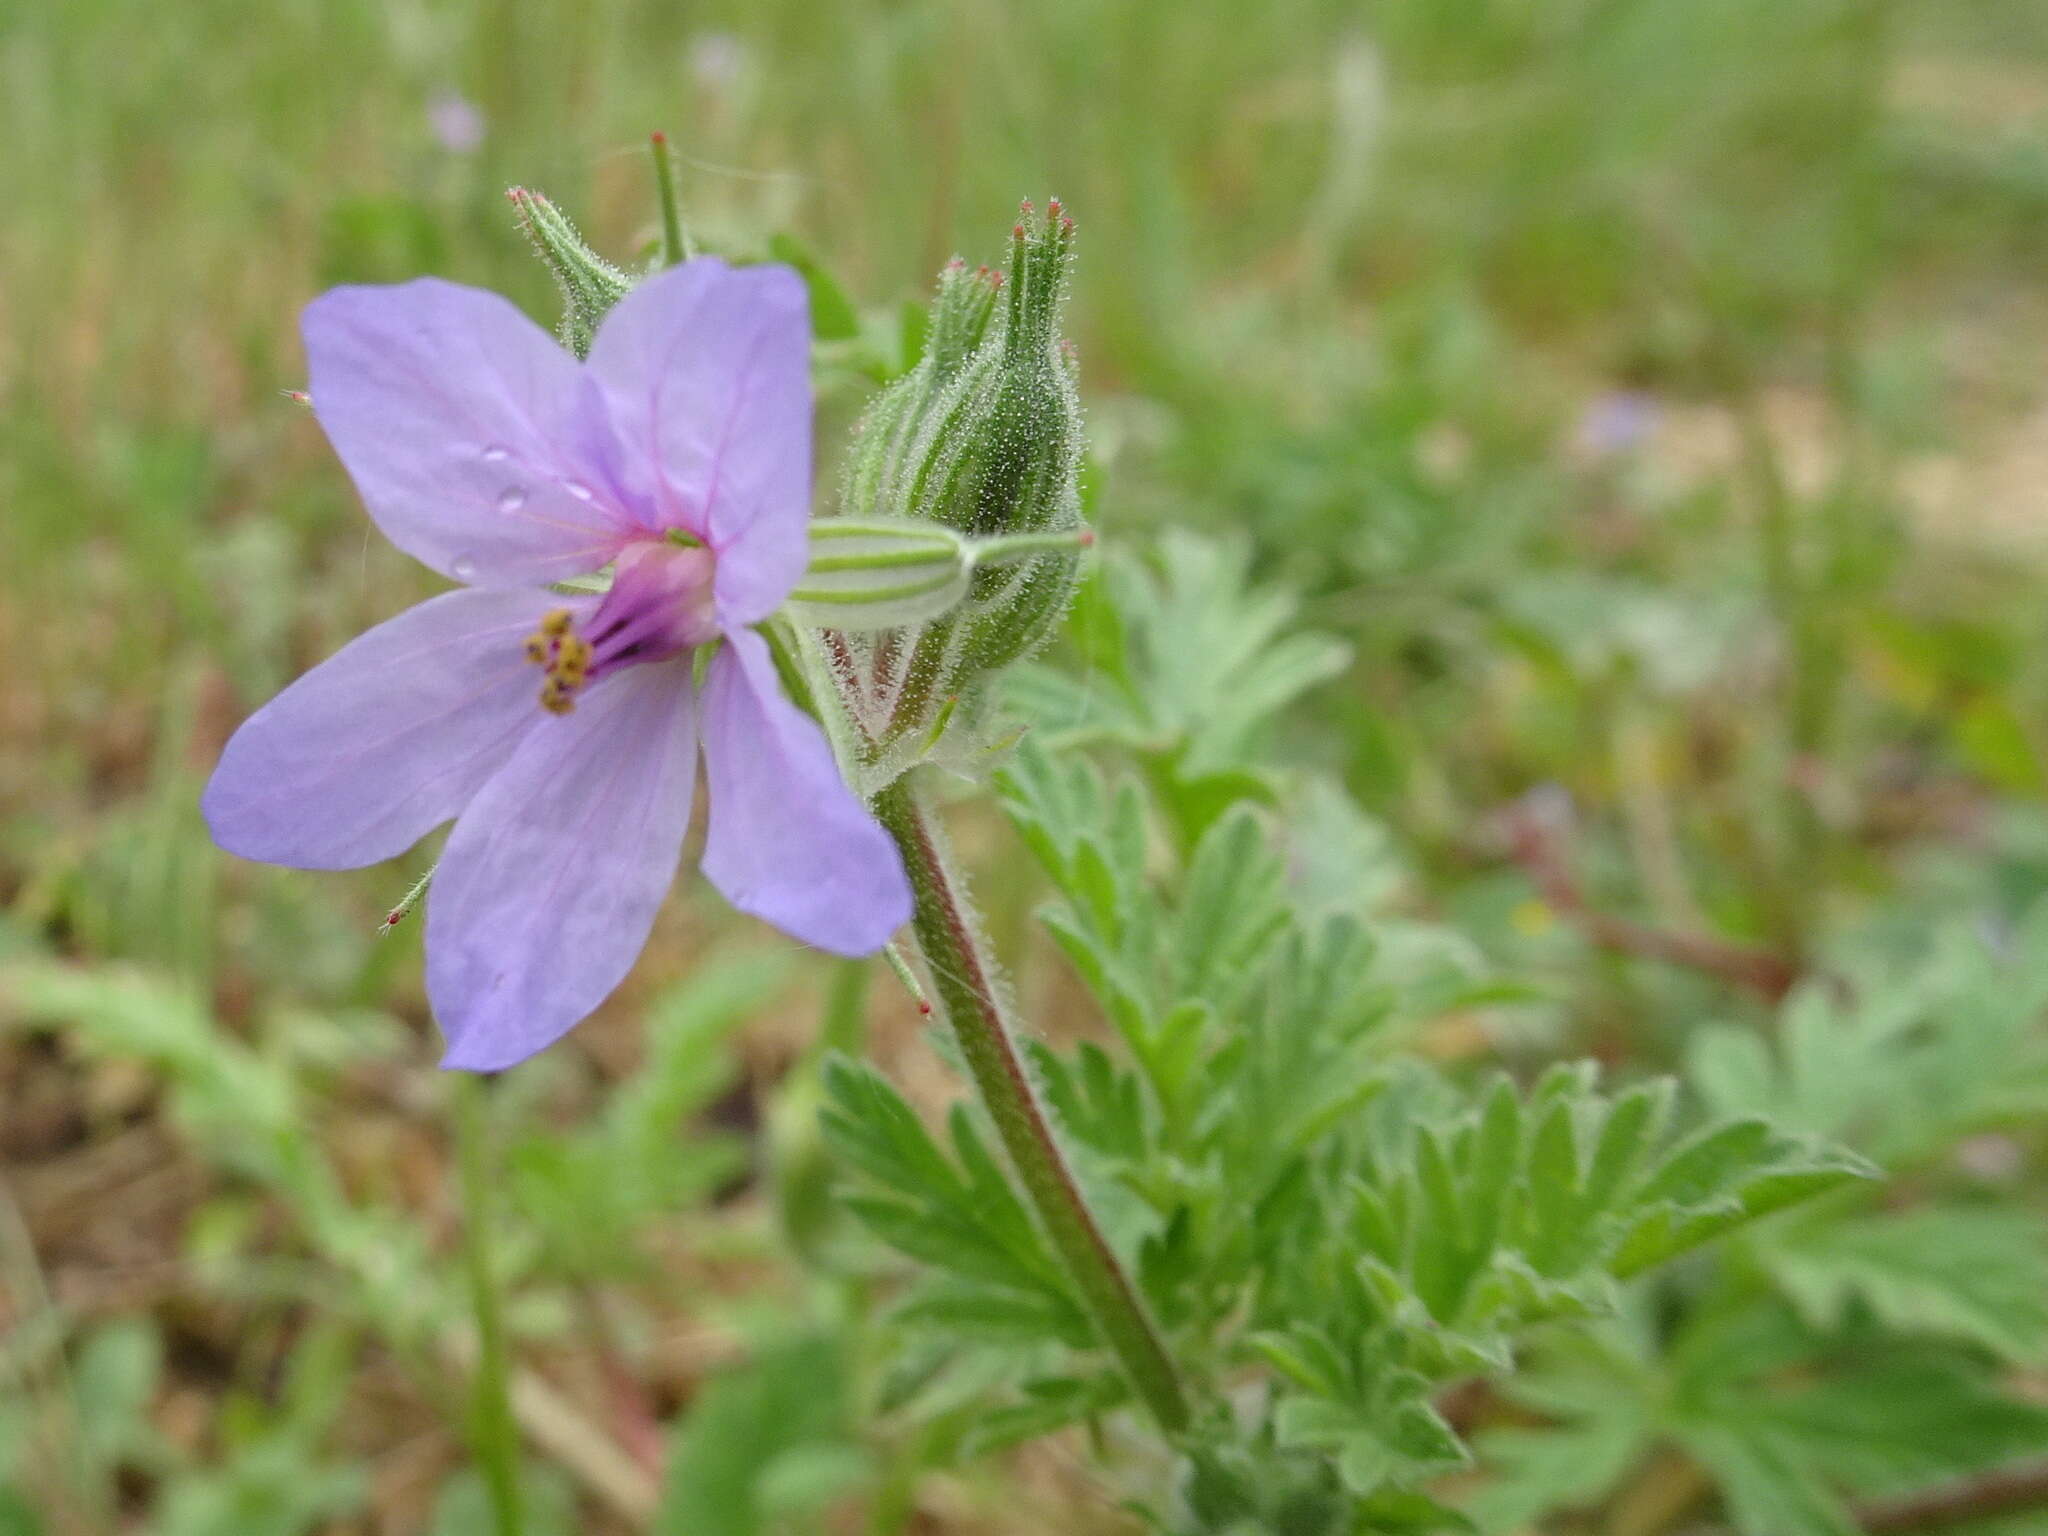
[525,608,598,713]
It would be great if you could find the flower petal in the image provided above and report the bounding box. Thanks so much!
[203,588,566,870]
[427,658,697,1071]
[304,279,636,586]
[584,259,813,625]
[699,628,909,954]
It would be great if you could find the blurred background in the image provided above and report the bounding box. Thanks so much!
[6,0,2048,1531]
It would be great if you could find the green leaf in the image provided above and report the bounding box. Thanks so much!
[1764,1354,2048,1492]
[767,233,861,341]
[1355,1486,1478,1534]
[71,1318,165,1470]
[819,1056,961,1197]
[822,1058,1072,1299]
[1766,1209,2048,1362]
[891,1284,1092,1347]
[959,1373,1127,1459]
[840,1195,1043,1290]
[429,1467,577,1536]
[1520,1095,1583,1275]
[1610,1122,1875,1278]
[1001,531,1350,785]
[1273,1391,1470,1497]
[1688,910,2048,1163]
[1681,1421,1858,1536]
[1467,1418,1648,1535]
[655,1334,860,1536]
[1173,805,1288,998]
[1242,1329,1346,1399]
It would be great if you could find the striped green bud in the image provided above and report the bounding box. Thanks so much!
[789,519,970,630]
[788,518,1091,633]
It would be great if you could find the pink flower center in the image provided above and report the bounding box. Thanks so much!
[523,539,719,714]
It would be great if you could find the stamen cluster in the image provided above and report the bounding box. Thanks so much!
[523,607,592,714]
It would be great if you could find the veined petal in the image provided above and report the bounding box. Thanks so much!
[428,658,697,1071]
[585,260,813,625]
[304,279,636,586]
[699,628,909,954]
[203,589,568,870]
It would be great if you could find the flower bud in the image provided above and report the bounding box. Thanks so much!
[508,186,629,358]
[830,199,1088,764]
[841,257,1002,525]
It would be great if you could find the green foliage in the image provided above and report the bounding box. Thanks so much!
[430,1467,578,1536]
[825,704,1869,1526]
[1460,905,2048,1535]
[148,1320,369,1536]
[0,953,796,1529]
[821,1057,1092,1349]
[1768,1208,2048,1362]
[1690,905,2048,1165]
[1004,534,1351,841]
[507,956,783,1280]
[12,0,2048,1529]
[1483,1308,2048,1536]
[655,1333,869,1536]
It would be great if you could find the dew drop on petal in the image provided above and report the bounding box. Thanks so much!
[451,553,480,581]
[497,487,528,513]
[479,444,512,463]
[564,480,595,502]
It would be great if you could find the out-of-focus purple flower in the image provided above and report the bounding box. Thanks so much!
[428,90,486,154]
[690,32,749,91]
[1573,389,1659,459]
[204,261,911,1071]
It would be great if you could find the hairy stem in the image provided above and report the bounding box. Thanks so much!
[455,1077,524,1536]
[872,775,1189,1433]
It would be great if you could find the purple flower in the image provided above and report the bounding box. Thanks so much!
[1572,390,1659,459]
[427,90,486,155]
[204,260,912,1071]
[689,32,749,92]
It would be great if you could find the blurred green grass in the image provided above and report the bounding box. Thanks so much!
[7,0,2048,1529]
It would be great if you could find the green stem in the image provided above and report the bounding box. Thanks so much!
[871,775,1190,1433]
[649,132,689,266]
[820,955,872,1057]
[456,1077,524,1536]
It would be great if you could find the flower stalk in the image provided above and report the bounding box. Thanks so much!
[455,1076,524,1536]
[648,132,691,267]
[870,774,1190,1434]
